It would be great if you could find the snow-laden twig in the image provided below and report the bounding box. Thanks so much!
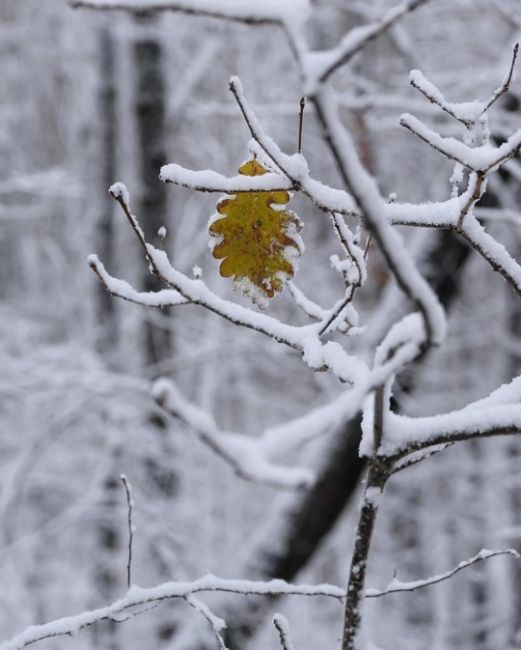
[313,89,446,348]
[159,164,293,193]
[390,443,454,474]
[303,0,432,93]
[273,614,297,650]
[90,183,371,383]
[409,69,484,126]
[458,216,521,296]
[480,42,519,115]
[261,315,426,460]
[408,43,519,126]
[0,575,344,650]
[185,596,228,650]
[365,549,519,597]
[400,113,521,172]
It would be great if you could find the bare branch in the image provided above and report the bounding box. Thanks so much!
[119,475,134,589]
[366,549,519,597]
[480,42,519,115]
[297,97,306,154]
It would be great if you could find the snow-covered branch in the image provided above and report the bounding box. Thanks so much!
[365,549,519,598]
[0,575,343,650]
[381,404,521,457]
[159,164,293,193]
[400,113,521,173]
[90,183,372,383]
[458,216,521,296]
[303,0,432,93]
[312,89,446,348]
[70,0,310,26]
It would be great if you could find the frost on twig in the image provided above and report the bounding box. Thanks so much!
[185,596,228,650]
[273,614,297,650]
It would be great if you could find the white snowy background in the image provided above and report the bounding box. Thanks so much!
[1,1,521,649]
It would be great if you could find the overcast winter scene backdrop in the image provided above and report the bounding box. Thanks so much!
[3,1,521,649]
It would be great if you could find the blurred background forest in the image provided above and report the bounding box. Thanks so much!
[2,1,521,649]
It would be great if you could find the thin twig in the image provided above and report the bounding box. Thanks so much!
[409,72,473,127]
[71,0,286,24]
[313,0,432,85]
[273,614,297,650]
[298,97,306,154]
[480,42,519,115]
[390,443,454,474]
[399,116,478,171]
[119,474,134,589]
[185,595,228,650]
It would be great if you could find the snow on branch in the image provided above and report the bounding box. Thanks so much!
[227,77,361,216]
[312,89,446,347]
[0,575,343,650]
[89,256,189,308]
[90,182,372,383]
[159,164,293,193]
[408,69,484,126]
[152,378,315,489]
[261,325,424,459]
[382,404,521,457]
[459,216,521,297]
[365,549,519,598]
[303,0,432,93]
[409,43,518,125]
[70,0,311,26]
[184,596,227,650]
[400,113,521,173]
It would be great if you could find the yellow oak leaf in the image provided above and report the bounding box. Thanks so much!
[209,158,303,308]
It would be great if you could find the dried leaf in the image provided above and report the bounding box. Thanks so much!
[209,158,303,308]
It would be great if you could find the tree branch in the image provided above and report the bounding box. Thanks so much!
[0,576,344,650]
[365,549,519,597]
